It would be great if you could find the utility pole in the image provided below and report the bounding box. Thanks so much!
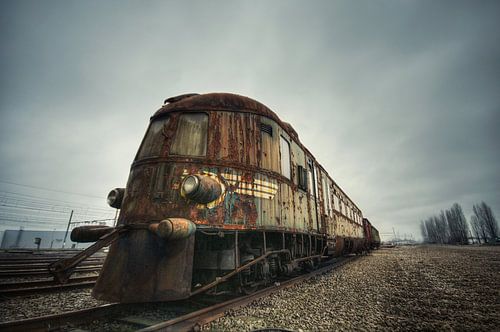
[62,210,73,249]
[113,209,119,227]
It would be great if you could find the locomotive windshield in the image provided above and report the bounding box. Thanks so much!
[136,113,208,160]
[170,113,208,157]
[136,116,170,159]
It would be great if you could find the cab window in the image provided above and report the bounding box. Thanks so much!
[136,116,170,160]
[170,113,208,157]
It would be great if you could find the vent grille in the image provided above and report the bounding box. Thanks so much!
[260,123,273,136]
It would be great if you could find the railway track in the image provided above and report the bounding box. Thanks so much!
[0,255,359,332]
[0,275,98,297]
[0,265,102,278]
[0,250,106,279]
[0,257,105,265]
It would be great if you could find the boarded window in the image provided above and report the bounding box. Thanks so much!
[136,116,170,160]
[298,165,308,191]
[333,194,339,212]
[170,113,208,157]
[280,136,291,179]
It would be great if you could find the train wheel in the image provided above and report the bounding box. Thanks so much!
[241,283,258,294]
[239,270,258,294]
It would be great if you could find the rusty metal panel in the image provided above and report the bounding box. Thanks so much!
[279,182,293,229]
[293,190,309,231]
[93,231,195,302]
[210,112,258,166]
[290,140,309,232]
[254,173,280,228]
[277,129,294,230]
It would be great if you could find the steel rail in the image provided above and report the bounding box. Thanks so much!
[0,281,96,297]
[0,265,102,278]
[0,276,98,297]
[138,255,359,332]
[0,275,98,290]
[0,260,104,270]
[0,303,123,332]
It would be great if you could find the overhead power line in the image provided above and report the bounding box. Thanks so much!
[0,180,105,199]
[0,190,109,211]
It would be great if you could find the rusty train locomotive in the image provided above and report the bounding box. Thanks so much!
[51,93,380,303]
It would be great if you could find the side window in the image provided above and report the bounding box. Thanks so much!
[307,159,315,196]
[334,194,339,212]
[297,165,308,191]
[328,183,333,216]
[136,116,170,160]
[170,113,208,157]
[322,177,330,216]
[280,136,291,179]
[307,169,313,194]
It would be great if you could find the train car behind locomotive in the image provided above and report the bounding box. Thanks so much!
[50,93,378,303]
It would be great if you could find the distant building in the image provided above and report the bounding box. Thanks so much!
[0,229,91,249]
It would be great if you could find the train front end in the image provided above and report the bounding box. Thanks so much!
[89,97,220,302]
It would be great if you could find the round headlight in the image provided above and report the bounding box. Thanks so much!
[107,188,125,209]
[181,175,222,204]
[182,175,200,195]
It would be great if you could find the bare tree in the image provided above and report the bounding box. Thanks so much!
[446,203,469,244]
[422,213,450,244]
[435,212,449,244]
[470,215,484,244]
[473,202,498,241]
[423,217,439,243]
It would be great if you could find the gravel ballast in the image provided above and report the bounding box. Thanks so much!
[208,245,500,331]
[0,288,108,321]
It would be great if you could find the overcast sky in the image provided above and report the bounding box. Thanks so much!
[1,0,499,240]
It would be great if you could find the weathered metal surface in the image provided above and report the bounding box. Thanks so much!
[93,232,195,302]
[149,218,196,240]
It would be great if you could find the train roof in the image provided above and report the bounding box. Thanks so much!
[153,92,362,213]
[154,93,282,127]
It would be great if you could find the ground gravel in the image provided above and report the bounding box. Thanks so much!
[0,288,109,322]
[207,245,500,331]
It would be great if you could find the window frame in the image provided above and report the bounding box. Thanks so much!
[279,135,291,179]
[169,112,209,157]
[135,115,171,161]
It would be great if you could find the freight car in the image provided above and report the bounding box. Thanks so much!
[50,93,380,303]
[363,218,381,250]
